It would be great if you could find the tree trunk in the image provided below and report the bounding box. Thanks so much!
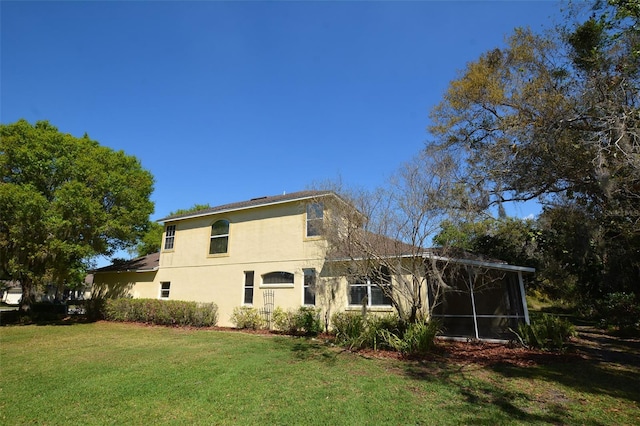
[18,277,35,313]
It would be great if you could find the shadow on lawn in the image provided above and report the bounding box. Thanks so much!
[0,309,95,326]
[272,336,338,365]
[404,361,576,425]
[401,336,640,425]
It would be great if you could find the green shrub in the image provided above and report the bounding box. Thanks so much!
[230,306,265,330]
[358,314,404,350]
[104,299,218,327]
[331,312,409,351]
[598,292,640,331]
[273,307,322,336]
[295,307,322,336]
[331,312,366,348]
[515,314,575,351]
[272,307,295,333]
[381,320,439,355]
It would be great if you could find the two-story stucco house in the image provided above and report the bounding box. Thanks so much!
[92,190,534,339]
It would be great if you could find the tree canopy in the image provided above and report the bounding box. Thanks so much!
[427,0,639,303]
[0,119,154,309]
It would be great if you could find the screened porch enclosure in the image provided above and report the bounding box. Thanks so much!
[430,267,530,340]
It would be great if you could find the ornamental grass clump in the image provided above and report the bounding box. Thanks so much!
[515,313,575,351]
[380,320,440,356]
[331,312,434,353]
[331,311,366,349]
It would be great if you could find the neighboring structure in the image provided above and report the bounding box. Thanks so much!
[1,282,22,305]
[92,190,533,339]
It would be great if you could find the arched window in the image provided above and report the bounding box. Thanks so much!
[262,271,294,286]
[209,220,229,254]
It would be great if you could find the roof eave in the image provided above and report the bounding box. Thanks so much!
[327,252,535,273]
[158,192,334,223]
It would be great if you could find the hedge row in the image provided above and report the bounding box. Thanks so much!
[104,298,218,327]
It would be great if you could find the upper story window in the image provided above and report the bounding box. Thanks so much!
[262,271,294,287]
[306,203,324,237]
[164,225,176,250]
[209,219,230,255]
[349,266,392,307]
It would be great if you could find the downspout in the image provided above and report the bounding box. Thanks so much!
[467,267,480,340]
[518,271,530,325]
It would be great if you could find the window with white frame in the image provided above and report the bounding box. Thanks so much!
[160,282,171,299]
[244,271,254,305]
[348,267,392,307]
[209,220,229,254]
[306,203,323,237]
[303,268,316,305]
[164,225,176,250]
[262,271,294,287]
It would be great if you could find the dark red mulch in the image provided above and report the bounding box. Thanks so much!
[353,341,580,367]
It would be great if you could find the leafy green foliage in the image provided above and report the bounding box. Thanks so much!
[0,120,154,310]
[515,314,576,351]
[104,298,218,327]
[434,217,540,268]
[230,306,265,330]
[272,306,322,336]
[428,1,640,310]
[598,292,640,331]
[330,312,438,354]
[331,311,367,348]
[381,320,440,356]
[131,222,163,257]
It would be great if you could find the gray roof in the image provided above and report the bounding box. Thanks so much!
[158,190,333,223]
[92,252,160,273]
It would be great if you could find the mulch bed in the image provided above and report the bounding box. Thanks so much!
[354,340,580,367]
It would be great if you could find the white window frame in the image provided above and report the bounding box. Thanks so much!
[160,282,171,299]
[261,271,294,289]
[303,268,316,306]
[243,271,254,305]
[164,225,176,250]
[209,219,230,255]
[348,278,392,308]
[306,203,324,238]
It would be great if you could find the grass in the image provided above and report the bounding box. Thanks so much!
[1,322,639,425]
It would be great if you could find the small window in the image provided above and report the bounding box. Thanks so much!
[164,225,176,250]
[303,268,316,305]
[160,282,171,299]
[209,220,229,254]
[349,267,392,307]
[262,271,294,286]
[244,271,254,305]
[306,203,324,237]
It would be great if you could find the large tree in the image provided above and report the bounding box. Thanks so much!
[0,119,154,310]
[428,0,639,300]
[317,148,482,324]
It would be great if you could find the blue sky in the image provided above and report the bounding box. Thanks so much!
[2,1,563,227]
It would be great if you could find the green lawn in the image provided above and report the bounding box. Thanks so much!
[1,322,638,425]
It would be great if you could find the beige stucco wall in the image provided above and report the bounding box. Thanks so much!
[95,200,341,327]
[92,271,157,299]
